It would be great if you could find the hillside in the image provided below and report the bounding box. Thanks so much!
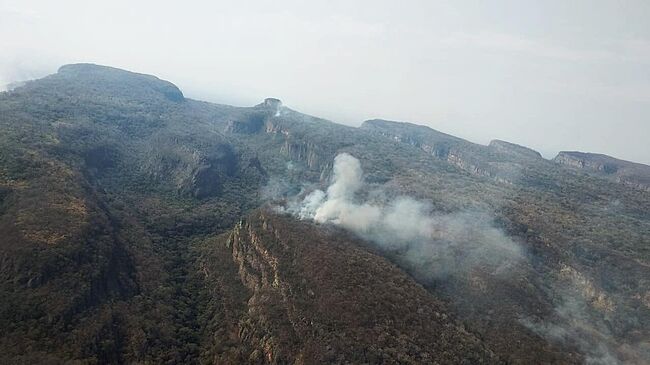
[554,151,650,192]
[0,64,648,364]
[198,210,498,363]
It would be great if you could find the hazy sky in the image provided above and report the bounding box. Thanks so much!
[1,0,649,164]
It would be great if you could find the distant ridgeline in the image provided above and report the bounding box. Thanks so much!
[554,151,650,192]
[0,64,648,364]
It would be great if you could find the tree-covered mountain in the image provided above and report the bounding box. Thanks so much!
[1,64,648,364]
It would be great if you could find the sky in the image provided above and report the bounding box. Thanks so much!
[1,0,649,164]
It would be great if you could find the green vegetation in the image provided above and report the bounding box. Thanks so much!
[0,64,648,363]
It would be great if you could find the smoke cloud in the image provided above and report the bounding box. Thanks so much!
[292,153,523,278]
[280,153,647,364]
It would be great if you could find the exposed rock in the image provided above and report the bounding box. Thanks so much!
[187,144,238,199]
[143,140,239,199]
[362,119,514,183]
[554,151,618,172]
[259,98,282,110]
[361,119,463,152]
[225,112,267,134]
[554,151,650,192]
[225,98,289,135]
[2,64,649,364]
[280,139,324,171]
[250,97,284,119]
[202,209,499,364]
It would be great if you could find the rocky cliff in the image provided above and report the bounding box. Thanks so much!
[199,209,498,364]
[361,119,543,184]
[554,151,650,192]
[1,64,649,364]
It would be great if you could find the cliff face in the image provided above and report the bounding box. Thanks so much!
[226,108,340,181]
[360,119,544,184]
[2,64,650,364]
[554,151,650,192]
[554,151,620,172]
[199,209,497,364]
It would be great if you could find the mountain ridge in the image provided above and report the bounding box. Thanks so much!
[1,63,648,364]
[8,63,647,170]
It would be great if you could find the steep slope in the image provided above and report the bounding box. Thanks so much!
[0,64,266,363]
[198,209,498,364]
[360,118,546,184]
[0,64,649,364]
[554,151,650,192]
[358,118,650,364]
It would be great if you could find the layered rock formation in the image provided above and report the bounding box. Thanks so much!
[1,64,648,364]
[199,210,498,364]
[554,151,650,192]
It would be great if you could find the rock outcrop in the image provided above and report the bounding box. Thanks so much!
[225,113,267,134]
[199,209,498,364]
[554,151,650,192]
[258,97,282,110]
[361,119,518,183]
[3,64,649,364]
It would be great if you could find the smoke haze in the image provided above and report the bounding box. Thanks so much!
[292,153,523,278]
[286,153,647,364]
[2,1,650,164]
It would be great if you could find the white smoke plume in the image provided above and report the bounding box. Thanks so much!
[292,153,523,278]
[298,153,433,239]
[284,153,646,364]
